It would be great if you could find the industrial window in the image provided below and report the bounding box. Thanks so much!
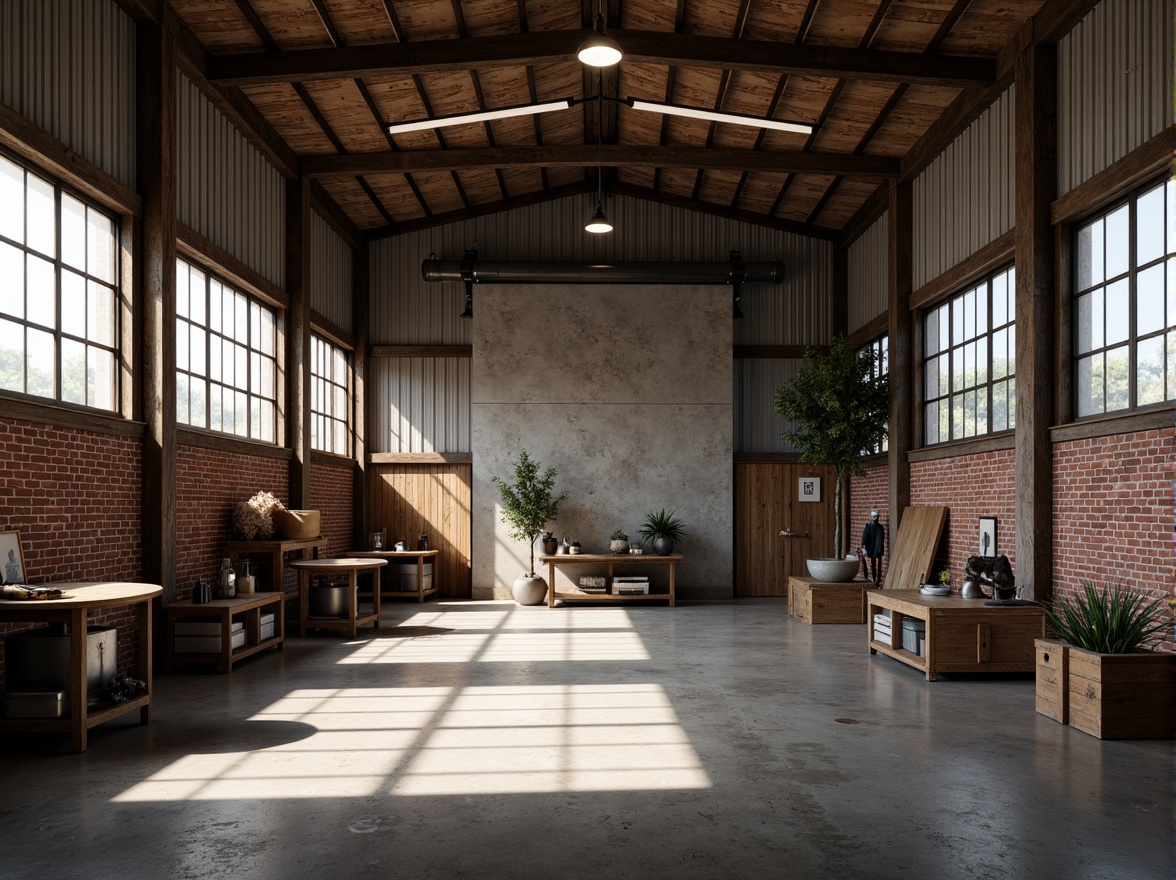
[310,334,349,456]
[175,258,279,442]
[922,265,1016,444]
[0,152,119,411]
[1073,178,1176,417]
[860,335,889,453]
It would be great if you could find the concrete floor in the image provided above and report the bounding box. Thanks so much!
[1,599,1172,880]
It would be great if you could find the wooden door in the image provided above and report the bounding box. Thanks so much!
[735,463,835,597]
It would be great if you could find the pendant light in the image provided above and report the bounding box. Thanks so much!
[577,2,621,68]
[585,197,612,234]
[585,90,612,234]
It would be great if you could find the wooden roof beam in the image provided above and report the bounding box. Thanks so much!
[207,30,995,89]
[304,145,899,177]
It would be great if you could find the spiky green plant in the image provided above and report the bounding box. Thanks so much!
[1045,581,1172,654]
[639,509,685,545]
[492,451,568,576]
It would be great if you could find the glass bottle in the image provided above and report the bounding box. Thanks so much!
[238,559,255,594]
[218,558,237,599]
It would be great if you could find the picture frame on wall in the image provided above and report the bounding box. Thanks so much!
[978,517,997,558]
[1,530,27,584]
[798,477,821,502]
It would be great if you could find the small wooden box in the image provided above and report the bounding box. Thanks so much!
[1067,647,1176,740]
[788,576,867,625]
[1035,638,1069,724]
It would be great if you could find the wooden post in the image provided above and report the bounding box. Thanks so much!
[1014,43,1057,601]
[352,241,369,550]
[286,176,312,509]
[886,180,913,536]
[138,17,177,602]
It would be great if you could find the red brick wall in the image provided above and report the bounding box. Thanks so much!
[1053,427,1175,653]
[850,461,890,584]
[176,444,289,599]
[0,417,143,689]
[910,448,1017,590]
[310,460,354,557]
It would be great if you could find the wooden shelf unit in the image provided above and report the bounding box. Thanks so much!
[164,591,285,674]
[867,589,1045,681]
[224,536,328,598]
[349,549,440,603]
[540,553,682,607]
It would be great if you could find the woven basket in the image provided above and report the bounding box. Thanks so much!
[272,509,321,540]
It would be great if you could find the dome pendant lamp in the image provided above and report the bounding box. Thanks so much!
[577,8,622,67]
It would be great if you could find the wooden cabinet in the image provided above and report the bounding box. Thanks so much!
[788,576,868,624]
[164,592,285,674]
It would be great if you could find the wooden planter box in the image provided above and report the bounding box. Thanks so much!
[788,576,867,624]
[1065,645,1176,740]
[1035,638,1069,724]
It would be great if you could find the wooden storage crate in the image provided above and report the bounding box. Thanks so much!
[1066,646,1176,740]
[788,576,867,625]
[1034,638,1069,724]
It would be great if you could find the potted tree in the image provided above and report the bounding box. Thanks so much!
[1037,581,1174,739]
[492,451,569,605]
[639,509,684,556]
[773,336,888,582]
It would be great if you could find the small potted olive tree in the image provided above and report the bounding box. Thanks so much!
[773,336,888,582]
[492,451,568,605]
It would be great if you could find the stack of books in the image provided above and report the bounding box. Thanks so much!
[578,576,608,594]
[872,611,892,646]
[612,576,650,595]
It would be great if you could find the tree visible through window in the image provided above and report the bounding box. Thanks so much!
[0,152,119,411]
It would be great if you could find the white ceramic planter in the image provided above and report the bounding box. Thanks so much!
[512,575,549,606]
[805,557,860,583]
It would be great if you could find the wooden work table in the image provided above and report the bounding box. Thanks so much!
[867,589,1045,681]
[224,536,327,597]
[0,582,162,752]
[165,591,285,674]
[539,553,682,607]
[348,549,439,602]
[291,557,386,638]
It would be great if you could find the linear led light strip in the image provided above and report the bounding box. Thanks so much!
[388,97,814,136]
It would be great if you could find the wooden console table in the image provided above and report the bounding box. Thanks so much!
[291,558,386,638]
[348,549,439,602]
[0,582,161,752]
[224,536,327,597]
[539,554,682,607]
[788,576,869,624]
[164,591,285,674]
[867,589,1045,681]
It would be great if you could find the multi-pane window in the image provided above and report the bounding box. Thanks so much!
[176,258,278,442]
[923,265,1016,444]
[1074,178,1176,416]
[310,334,349,455]
[0,153,118,411]
[861,335,889,453]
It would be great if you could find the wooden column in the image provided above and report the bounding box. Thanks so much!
[352,241,369,549]
[137,17,177,602]
[286,176,312,509]
[1014,43,1057,601]
[887,180,913,536]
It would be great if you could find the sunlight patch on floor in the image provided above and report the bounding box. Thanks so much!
[338,629,649,664]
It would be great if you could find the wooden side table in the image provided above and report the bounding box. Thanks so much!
[291,558,387,639]
[348,549,439,602]
[224,536,328,597]
[164,591,285,673]
[0,582,162,752]
[539,554,682,607]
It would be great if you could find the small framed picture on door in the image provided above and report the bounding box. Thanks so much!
[798,477,821,502]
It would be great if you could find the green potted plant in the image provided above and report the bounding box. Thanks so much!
[773,335,888,582]
[639,509,684,556]
[609,529,630,554]
[1037,581,1174,739]
[492,451,569,605]
[541,531,557,555]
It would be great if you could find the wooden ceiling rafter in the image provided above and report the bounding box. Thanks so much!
[649,0,688,193]
[449,0,510,202]
[206,30,997,90]
[517,0,550,191]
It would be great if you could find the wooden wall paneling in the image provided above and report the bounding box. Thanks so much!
[368,464,471,599]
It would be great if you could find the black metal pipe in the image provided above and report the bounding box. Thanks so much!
[421,258,785,285]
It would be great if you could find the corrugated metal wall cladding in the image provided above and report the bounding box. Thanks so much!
[176,74,285,288]
[734,358,802,454]
[0,0,136,188]
[370,357,471,454]
[847,211,889,333]
[1058,0,1172,195]
[912,87,1015,290]
[310,211,353,334]
[369,192,834,346]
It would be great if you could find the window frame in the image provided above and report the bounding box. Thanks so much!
[0,148,122,414]
[1071,175,1176,419]
[175,257,281,444]
[860,334,889,454]
[920,264,1017,446]
[310,332,351,457]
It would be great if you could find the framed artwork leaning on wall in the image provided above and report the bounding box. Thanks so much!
[1,531,26,584]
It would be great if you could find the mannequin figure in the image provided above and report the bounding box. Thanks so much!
[860,509,886,585]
